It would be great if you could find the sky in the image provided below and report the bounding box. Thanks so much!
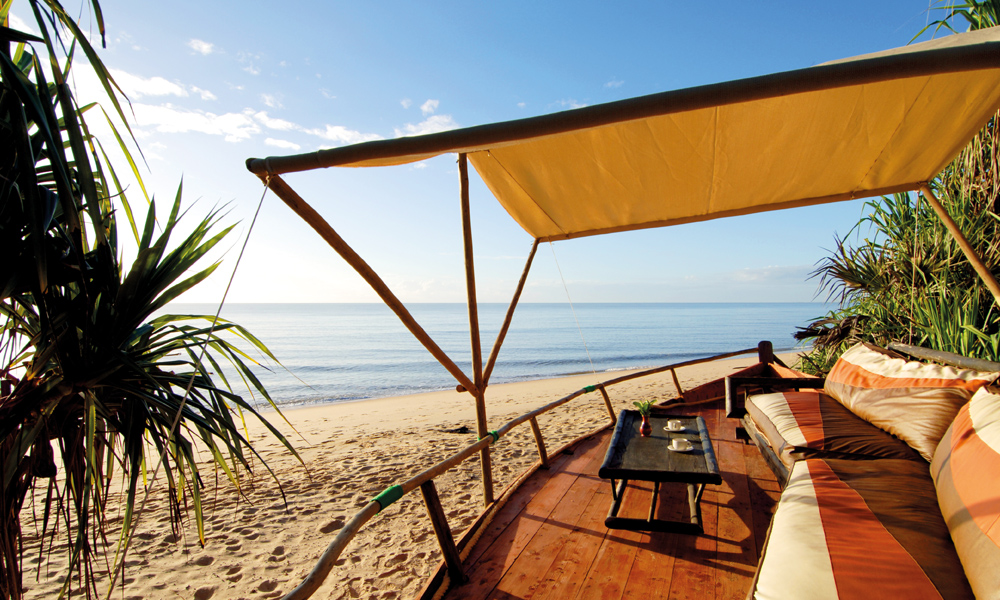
[9,1,954,304]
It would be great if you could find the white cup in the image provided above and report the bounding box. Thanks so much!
[667,419,683,431]
[670,438,693,451]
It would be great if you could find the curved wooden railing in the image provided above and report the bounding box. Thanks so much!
[282,345,766,600]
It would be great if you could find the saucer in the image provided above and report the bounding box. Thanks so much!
[665,422,685,432]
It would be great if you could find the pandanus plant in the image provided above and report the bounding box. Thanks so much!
[1,1,296,597]
[797,1,1000,374]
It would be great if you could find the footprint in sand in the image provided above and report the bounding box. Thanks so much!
[192,555,214,566]
[384,553,408,567]
[194,586,216,600]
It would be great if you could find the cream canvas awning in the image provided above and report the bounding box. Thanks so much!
[247,27,1000,242]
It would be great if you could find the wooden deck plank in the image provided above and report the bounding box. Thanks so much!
[451,434,609,599]
[743,443,780,559]
[530,484,613,600]
[443,400,780,600]
[575,524,644,600]
[485,442,608,600]
[462,447,576,567]
[619,478,692,599]
[715,440,759,600]
[574,479,654,599]
[666,484,719,600]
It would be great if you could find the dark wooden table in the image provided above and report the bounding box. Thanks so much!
[598,410,721,534]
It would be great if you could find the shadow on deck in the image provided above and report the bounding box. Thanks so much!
[441,400,780,600]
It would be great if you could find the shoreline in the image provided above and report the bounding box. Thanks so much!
[25,351,801,599]
[257,345,811,414]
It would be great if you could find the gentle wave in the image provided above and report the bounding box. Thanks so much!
[174,302,830,407]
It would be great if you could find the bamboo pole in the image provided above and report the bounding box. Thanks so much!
[259,174,478,396]
[483,239,540,387]
[420,481,466,583]
[528,416,549,468]
[600,347,758,388]
[921,184,1000,309]
[598,385,617,424]
[670,368,684,397]
[459,154,494,506]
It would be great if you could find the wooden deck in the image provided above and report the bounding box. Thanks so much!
[442,401,781,600]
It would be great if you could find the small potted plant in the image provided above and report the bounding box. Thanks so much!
[633,400,654,437]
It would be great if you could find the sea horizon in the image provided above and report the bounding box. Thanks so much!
[170,302,833,408]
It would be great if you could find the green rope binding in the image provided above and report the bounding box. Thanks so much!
[583,385,597,393]
[373,484,404,513]
[479,430,500,445]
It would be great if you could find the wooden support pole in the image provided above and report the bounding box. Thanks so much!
[598,385,617,424]
[757,340,774,365]
[459,154,494,506]
[420,481,467,584]
[921,184,1000,309]
[259,174,479,396]
[483,238,540,387]
[670,368,684,398]
[528,416,549,468]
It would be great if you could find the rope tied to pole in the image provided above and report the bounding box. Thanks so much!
[479,430,500,445]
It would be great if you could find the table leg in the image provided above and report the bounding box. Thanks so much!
[604,480,707,535]
[609,478,627,519]
[647,482,659,522]
[687,483,706,530]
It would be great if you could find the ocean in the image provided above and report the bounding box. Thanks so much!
[171,303,832,408]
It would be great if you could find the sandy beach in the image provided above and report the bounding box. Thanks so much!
[22,353,797,600]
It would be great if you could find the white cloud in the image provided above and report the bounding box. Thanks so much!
[252,111,298,131]
[239,52,261,76]
[400,98,412,109]
[517,102,526,108]
[605,78,624,88]
[305,124,383,145]
[188,39,215,55]
[132,103,260,142]
[394,114,458,137]
[730,264,812,283]
[191,86,217,101]
[320,89,336,99]
[265,138,301,150]
[109,69,188,99]
[555,99,587,109]
[261,93,282,108]
[420,99,439,115]
[8,13,40,37]
[412,162,428,170]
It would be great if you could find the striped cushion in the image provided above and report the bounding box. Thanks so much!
[931,386,1000,599]
[753,459,973,600]
[747,391,922,471]
[824,343,996,461]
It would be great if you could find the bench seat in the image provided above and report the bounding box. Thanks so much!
[746,390,924,473]
[750,458,974,600]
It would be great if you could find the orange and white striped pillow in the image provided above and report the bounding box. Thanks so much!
[825,343,996,461]
[931,386,1000,598]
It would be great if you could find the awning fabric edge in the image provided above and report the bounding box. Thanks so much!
[247,30,1000,176]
